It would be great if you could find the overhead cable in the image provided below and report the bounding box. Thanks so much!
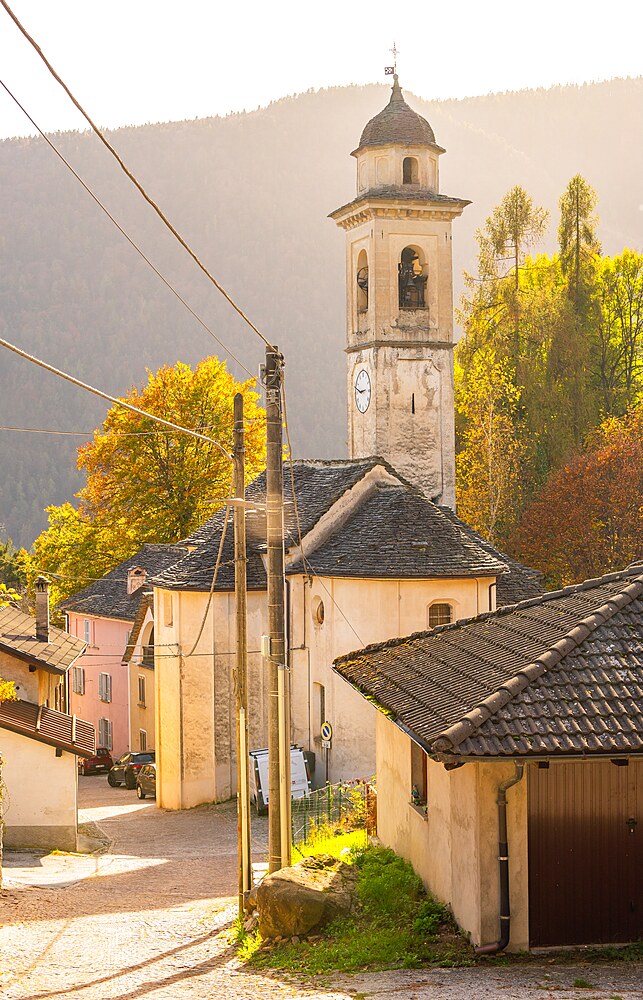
[0,77,254,378]
[0,0,274,352]
[0,334,233,461]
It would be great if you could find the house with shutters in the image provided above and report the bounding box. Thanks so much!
[334,565,643,951]
[61,544,185,757]
[0,579,94,850]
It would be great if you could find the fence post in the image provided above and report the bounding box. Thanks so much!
[304,794,308,844]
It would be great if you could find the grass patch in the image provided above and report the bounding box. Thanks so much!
[291,828,367,860]
[573,978,594,989]
[240,845,473,975]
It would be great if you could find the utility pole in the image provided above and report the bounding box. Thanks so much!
[233,392,252,913]
[264,346,290,871]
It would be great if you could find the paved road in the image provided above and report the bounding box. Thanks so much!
[1,778,642,999]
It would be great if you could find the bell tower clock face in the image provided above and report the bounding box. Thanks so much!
[354,368,371,413]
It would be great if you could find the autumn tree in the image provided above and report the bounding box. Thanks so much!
[514,406,643,587]
[0,577,19,702]
[28,358,266,605]
[455,347,526,545]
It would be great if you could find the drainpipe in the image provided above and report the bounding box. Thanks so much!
[475,762,525,956]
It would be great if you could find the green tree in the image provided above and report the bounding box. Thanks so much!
[28,358,266,606]
[558,174,601,304]
[0,538,27,591]
[594,250,643,413]
[474,185,549,359]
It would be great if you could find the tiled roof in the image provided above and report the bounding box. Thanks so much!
[154,459,383,591]
[289,484,506,579]
[357,77,438,151]
[436,507,544,606]
[153,460,508,591]
[0,698,95,756]
[60,544,187,621]
[0,605,86,674]
[333,569,643,759]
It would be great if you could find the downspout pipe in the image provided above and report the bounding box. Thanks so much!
[476,762,525,956]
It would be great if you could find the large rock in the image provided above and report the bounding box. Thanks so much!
[255,854,357,938]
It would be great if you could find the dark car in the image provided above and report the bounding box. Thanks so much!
[78,747,113,776]
[108,751,155,789]
[136,762,156,800]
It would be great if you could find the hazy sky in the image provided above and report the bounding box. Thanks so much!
[0,0,641,139]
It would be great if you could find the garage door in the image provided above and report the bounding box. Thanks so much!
[528,760,643,947]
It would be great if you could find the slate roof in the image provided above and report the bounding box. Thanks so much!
[356,77,439,151]
[153,459,515,591]
[0,605,86,674]
[60,544,187,621]
[333,568,643,760]
[0,697,95,756]
[288,483,506,579]
[436,507,544,606]
[330,187,471,221]
[122,592,153,664]
[154,459,383,591]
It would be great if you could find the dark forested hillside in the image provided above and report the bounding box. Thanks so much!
[1,77,642,546]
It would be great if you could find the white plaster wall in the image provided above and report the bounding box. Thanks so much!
[155,569,495,809]
[0,649,38,702]
[0,730,77,850]
[374,714,529,951]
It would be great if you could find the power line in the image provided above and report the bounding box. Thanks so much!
[281,379,365,648]
[0,0,273,353]
[0,77,254,379]
[0,333,233,461]
[0,425,230,438]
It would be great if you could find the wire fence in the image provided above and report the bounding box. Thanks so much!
[291,778,376,846]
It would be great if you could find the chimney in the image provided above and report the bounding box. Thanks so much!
[34,575,50,643]
[127,567,147,595]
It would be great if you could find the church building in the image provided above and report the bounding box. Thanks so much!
[151,78,542,809]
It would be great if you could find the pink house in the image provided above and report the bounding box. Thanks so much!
[61,544,185,758]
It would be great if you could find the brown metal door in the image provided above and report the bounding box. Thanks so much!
[528,760,643,947]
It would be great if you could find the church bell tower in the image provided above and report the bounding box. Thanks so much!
[330,76,470,508]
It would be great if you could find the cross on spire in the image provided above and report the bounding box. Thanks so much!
[384,41,399,78]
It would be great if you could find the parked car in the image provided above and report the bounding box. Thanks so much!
[78,747,113,776]
[108,751,155,789]
[136,762,156,800]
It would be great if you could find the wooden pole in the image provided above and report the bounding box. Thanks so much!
[265,347,286,872]
[234,392,252,914]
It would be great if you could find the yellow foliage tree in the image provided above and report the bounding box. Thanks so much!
[28,358,266,605]
[455,347,526,546]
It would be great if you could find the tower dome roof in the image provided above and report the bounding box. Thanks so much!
[357,76,436,151]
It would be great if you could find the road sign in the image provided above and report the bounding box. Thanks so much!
[321,721,333,742]
[321,739,331,749]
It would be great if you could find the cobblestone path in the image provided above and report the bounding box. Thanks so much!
[1,778,642,999]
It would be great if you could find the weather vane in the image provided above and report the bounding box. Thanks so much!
[385,42,399,78]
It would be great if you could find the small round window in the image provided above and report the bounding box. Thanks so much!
[312,597,325,626]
